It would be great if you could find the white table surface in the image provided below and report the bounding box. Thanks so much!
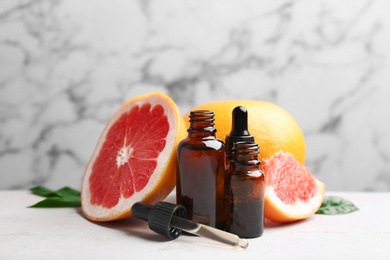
[1,191,389,259]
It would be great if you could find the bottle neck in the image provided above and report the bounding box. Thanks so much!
[187,110,217,136]
[231,161,260,172]
[230,142,260,172]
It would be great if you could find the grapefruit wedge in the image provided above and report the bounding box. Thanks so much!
[260,151,325,223]
[81,92,186,221]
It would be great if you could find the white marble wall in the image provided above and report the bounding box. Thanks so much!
[1,0,389,191]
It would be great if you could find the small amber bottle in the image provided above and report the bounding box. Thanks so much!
[225,141,264,238]
[176,110,226,229]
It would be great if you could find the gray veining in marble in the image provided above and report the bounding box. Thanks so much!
[1,0,389,191]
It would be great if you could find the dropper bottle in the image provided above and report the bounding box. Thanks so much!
[225,142,265,238]
[225,106,254,169]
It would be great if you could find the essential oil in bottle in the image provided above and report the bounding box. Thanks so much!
[225,106,254,169]
[225,141,265,238]
[176,110,226,230]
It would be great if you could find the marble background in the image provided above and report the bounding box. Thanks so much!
[1,0,389,191]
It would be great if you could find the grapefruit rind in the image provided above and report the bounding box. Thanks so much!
[264,179,325,222]
[81,92,186,221]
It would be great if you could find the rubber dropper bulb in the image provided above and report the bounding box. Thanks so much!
[230,106,250,136]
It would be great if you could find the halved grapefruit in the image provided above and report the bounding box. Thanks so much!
[260,151,325,223]
[81,92,187,221]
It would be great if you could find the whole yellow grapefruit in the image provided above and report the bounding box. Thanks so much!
[185,100,306,164]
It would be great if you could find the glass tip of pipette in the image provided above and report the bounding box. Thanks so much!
[237,238,249,249]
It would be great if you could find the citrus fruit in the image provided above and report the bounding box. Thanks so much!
[260,151,325,222]
[185,100,306,164]
[81,92,187,221]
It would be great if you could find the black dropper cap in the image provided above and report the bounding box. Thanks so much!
[225,106,255,162]
[132,201,186,240]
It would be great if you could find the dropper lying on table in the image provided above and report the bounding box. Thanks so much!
[131,201,248,249]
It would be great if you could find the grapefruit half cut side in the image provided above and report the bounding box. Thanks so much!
[260,151,325,223]
[81,92,186,221]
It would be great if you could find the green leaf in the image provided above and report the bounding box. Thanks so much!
[30,186,80,198]
[53,187,81,198]
[28,196,81,208]
[316,196,359,215]
[30,186,55,197]
[28,186,81,208]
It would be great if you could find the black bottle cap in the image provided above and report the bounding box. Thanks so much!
[132,202,187,240]
[225,106,255,160]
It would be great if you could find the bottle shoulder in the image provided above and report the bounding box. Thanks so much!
[227,168,264,178]
[178,136,225,151]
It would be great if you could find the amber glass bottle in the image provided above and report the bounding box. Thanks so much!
[176,110,226,229]
[225,141,264,238]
